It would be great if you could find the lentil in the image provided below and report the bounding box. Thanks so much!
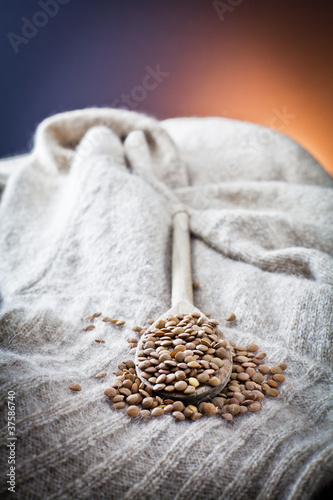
[127,406,141,418]
[104,387,118,398]
[151,407,164,417]
[69,383,81,391]
[140,409,151,419]
[83,325,95,331]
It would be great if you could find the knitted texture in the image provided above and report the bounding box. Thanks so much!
[0,108,332,500]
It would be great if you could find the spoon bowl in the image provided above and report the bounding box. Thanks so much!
[135,302,233,403]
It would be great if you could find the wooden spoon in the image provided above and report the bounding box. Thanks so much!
[135,209,233,404]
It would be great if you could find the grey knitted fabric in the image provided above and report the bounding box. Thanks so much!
[0,108,332,500]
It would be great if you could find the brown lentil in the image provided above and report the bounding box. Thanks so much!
[246,344,258,352]
[173,411,186,421]
[104,387,118,398]
[127,406,141,418]
[248,402,261,412]
[265,387,280,397]
[252,373,264,384]
[256,352,266,359]
[228,404,240,415]
[113,395,124,403]
[270,366,283,375]
[126,394,143,405]
[273,374,285,383]
[258,365,270,374]
[183,407,194,418]
[83,325,95,331]
[174,381,188,391]
[113,401,126,409]
[69,383,82,391]
[141,397,155,409]
[164,404,174,412]
[267,380,279,388]
[203,403,217,416]
[191,412,202,421]
[140,409,151,419]
[151,407,164,417]
[173,401,185,412]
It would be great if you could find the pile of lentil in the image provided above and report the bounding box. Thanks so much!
[135,312,232,396]
[102,313,287,422]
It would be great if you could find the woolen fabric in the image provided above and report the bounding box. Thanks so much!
[0,108,332,500]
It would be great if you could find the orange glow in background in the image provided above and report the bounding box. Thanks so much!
[145,2,333,176]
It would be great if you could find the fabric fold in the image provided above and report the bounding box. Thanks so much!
[189,208,333,283]
[33,107,188,190]
[0,108,332,500]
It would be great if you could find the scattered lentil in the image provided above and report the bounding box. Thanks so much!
[226,313,236,321]
[91,311,287,423]
[69,383,81,391]
[83,325,95,331]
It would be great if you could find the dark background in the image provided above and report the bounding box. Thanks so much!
[1,0,333,175]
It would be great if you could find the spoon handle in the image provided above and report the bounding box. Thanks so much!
[171,210,194,307]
